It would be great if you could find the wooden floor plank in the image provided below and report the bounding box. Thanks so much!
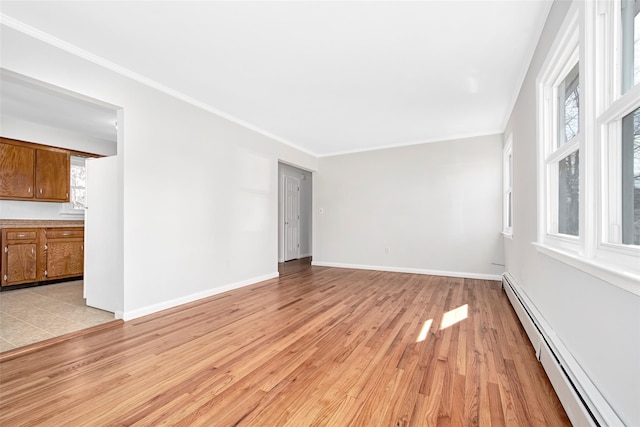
[0,266,571,426]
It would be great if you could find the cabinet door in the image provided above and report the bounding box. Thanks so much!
[36,149,69,201]
[5,243,37,285]
[46,240,84,279]
[0,142,35,199]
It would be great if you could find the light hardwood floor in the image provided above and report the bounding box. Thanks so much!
[0,266,570,426]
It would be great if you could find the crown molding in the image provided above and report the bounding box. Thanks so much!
[0,14,319,158]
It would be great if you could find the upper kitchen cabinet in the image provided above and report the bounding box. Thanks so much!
[0,141,35,198]
[0,137,70,202]
[35,148,70,201]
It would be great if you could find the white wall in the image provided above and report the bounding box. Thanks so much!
[504,1,640,425]
[278,162,313,262]
[313,134,504,279]
[0,116,117,220]
[0,24,317,319]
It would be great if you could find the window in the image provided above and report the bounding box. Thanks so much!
[61,156,86,216]
[597,0,640,271]
[503,135,513,237]
[536,7,581,251]
[534,1,640,296]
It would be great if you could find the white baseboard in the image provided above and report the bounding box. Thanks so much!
[121,272,279,321]
[502,272,624,427]
[311,261,501,281]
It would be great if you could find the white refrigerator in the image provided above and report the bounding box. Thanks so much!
[84,156,122,316]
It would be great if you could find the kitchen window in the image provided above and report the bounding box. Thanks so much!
[61,156,86,216]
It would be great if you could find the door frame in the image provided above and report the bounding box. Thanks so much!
[278,162,312,264]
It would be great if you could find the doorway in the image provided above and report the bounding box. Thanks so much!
[0,70,120,352]
[278,162,312,264]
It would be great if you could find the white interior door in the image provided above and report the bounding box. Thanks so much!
[85,156,119,313]
[284,175,300,261]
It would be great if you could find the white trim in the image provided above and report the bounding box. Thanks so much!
[0,14,317,158]
[596,82,640,125]
[318,130,503,158]
[311,261,502,281]
[533,242,640,296]
[121,272,279,321]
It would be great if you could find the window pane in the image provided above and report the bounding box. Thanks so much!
[558,64,579,147]
[622,0,640,93]
[71,188,86,210]
[621,108,640,245]
[508,192,512,228]
[71,164,86,187]
[558,150,579,236]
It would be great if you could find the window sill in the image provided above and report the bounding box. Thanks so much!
[532,242,640,296]
[60,210,85,218]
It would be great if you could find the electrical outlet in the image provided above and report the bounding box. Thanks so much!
[384,247,391,255]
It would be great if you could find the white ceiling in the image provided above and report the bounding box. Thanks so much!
[0,1,552,156]
[1,71,118,142]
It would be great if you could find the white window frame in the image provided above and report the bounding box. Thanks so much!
[536,5,582,254]
[60,155,86,217]
[594,0,640,274]
[534,1,640,296]
[503,134,513,238]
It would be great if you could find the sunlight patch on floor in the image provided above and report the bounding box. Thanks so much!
[440,304,468,330]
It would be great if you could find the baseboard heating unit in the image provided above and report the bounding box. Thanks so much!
[501,273,624,427]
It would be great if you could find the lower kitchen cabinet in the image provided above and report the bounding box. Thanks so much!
[45,228,84,280]
[2,229,38,286]
[1,226,84,287]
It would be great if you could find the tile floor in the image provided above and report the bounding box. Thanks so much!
[0,280,115,352]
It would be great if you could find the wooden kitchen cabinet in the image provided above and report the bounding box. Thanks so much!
[1,229,39,286]
[0,142,35,199]
[1,226,84,287]
[0,137,70,202]
[44,228,84,280]
[36,149,70,201]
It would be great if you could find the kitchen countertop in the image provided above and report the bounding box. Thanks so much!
[0,220,84,229]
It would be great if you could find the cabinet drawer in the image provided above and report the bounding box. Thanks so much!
[5,230,37,241]
[46,229,84,239]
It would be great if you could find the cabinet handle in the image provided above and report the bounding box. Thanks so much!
[40,188,43,194]
[3,275,6,281]
[17,234,25,238]
[32,247,34,254]
[28,186,31,194]
[4,246,7,253]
